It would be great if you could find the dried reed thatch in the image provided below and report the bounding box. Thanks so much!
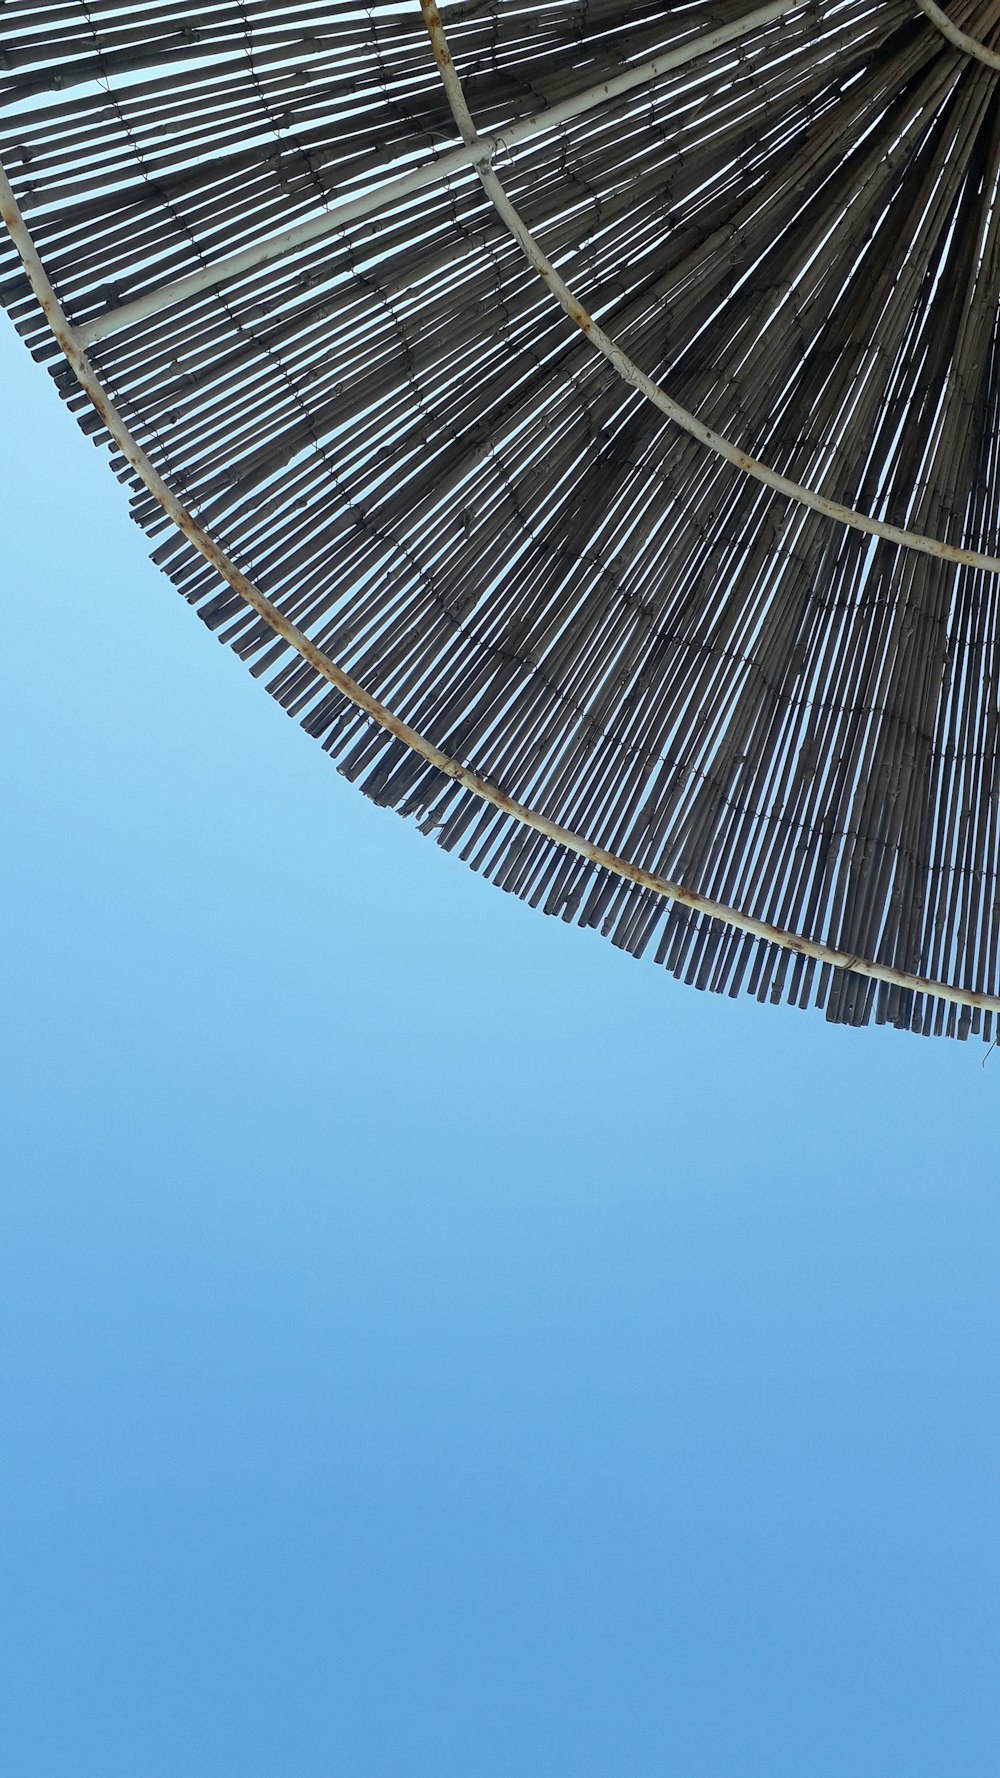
[4,0,1000,1036]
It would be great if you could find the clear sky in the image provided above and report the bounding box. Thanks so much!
[1,325,998,1778]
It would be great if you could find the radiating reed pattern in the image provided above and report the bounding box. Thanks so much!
[4,0,1000,1034]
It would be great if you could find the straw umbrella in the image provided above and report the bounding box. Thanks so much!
[3,0,1000,1036]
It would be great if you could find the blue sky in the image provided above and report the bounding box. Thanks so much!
[1,325,998,1777]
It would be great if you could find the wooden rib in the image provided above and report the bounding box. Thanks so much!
[915,0,1000,68]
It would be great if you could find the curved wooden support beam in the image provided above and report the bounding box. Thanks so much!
[914,0,1000,70]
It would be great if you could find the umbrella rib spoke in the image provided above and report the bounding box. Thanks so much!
[914,0,1000,70]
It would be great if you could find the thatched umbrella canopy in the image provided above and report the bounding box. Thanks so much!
[4,0,1000,1036]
